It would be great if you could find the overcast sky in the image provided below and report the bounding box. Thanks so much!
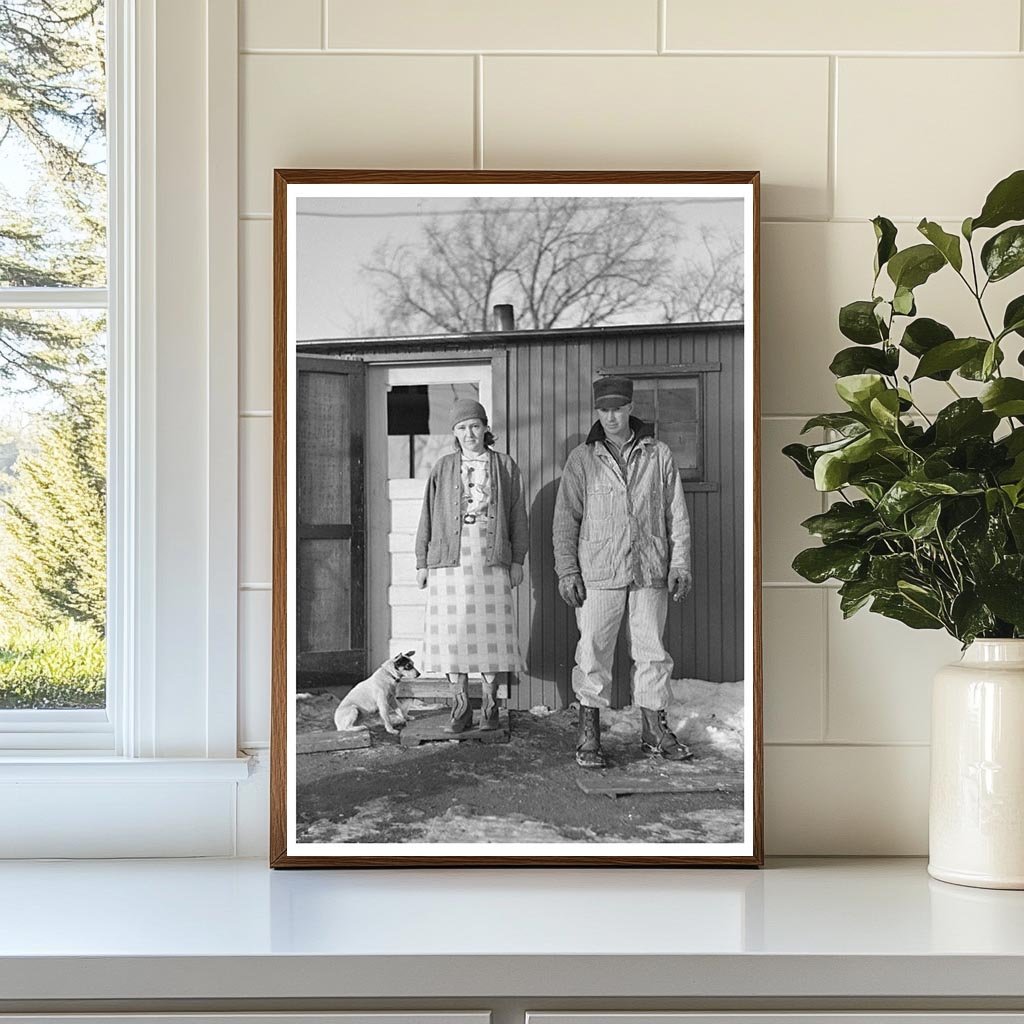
[295,196,744,341]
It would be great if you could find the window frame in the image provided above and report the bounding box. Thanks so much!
[599,363,722,492]
[0,0,243,767]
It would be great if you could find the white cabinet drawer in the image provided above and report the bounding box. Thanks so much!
[0,1016,490,1024]
[528,1016,1024,1024]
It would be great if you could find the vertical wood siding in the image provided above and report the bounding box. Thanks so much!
[505,327,745,709]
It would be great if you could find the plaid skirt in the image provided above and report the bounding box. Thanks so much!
[422,516,525,674]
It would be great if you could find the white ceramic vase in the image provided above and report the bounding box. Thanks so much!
[929,639,1024,889]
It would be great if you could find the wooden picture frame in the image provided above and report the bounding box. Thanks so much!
[271,170,763,867]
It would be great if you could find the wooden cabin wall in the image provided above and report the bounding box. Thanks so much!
[503,328,745,710]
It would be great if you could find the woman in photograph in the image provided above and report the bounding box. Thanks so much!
[415,399,527,732]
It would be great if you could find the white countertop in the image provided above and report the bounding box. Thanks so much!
[1,857,1023,1001]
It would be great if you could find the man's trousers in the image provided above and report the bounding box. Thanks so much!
[571,585,673,710]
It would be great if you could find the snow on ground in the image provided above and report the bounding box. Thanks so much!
[601,678,744,757]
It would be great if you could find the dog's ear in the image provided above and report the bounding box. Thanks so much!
[403,650,415,658]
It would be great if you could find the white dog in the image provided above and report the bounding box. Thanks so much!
[333,651,420,734]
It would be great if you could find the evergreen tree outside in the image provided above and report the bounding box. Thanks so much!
[0,1,107,709]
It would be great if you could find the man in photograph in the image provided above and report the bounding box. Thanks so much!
[553,376,694,769]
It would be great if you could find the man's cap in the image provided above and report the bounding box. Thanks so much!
[449,398,489,431]
[593,375,633,409]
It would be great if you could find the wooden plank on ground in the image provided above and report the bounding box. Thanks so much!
[296,728,371,754]
[576,773,744,799]
[399,710,510,747]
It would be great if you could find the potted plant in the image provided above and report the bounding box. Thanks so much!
[785,169,1024,889]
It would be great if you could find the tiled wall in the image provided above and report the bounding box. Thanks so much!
[236,0,1024,854]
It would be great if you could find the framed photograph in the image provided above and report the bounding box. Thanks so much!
[270,170,762,867]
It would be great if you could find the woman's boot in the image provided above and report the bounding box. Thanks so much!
[479,675,499,730]
[447,674,474,733]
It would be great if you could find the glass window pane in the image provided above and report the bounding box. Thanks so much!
[0,1,107,288]
[387,381,479,479]
[0,309,106,709]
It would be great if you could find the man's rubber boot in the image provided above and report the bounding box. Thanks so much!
[576,705,608,769]
[479,682,499,730]
[447,691,474,733]
[640,708,693,761]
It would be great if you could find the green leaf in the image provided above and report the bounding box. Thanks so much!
[959,344,1004,381]
[982,341,1001,381]
[814,450,851,491]
[800,413,866,435]
[838,578,879,618]
[980,378,1024,418]
[933,399,999,445]
[839,300,886,345]
[892,286,916,316]
[877,479,958,523]
[835,373,886,414]
[868,389,902,430]
[872,216,898,277]
[976,579,1024,629]
[908,500,942,539]
[829,345,899,378]
[981,225,1024,282]
[1002,295,1024,339]
[792,543,866,584]
[962,216,974,241]
[917,219,963,272]
[782,442,815,479]
[887,243,946,291]
[950,593,996,644]
[868,553,915,587]
[871,594,943,630]
[971,169,1024,232]
[900,318,955,367]
[911,337,988,381]
[800,501,879,543]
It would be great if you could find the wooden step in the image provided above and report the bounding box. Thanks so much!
[399,709,510,747]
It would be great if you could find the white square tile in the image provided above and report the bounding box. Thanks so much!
[240,417,273,586]
[827,599,962,743]
[240,220,272,412]
[763,587,825,743]
[239,589,272,746]
[760,417,824,584]
[483,56,830,220]
[836,59,1024,221]
[241,55,474,213]
[241,0,321,49]
[766,743,930,854]
[328,0,657,50]
[666,0,1020,52]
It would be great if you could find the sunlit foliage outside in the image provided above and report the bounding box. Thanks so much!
[0,1,107,708]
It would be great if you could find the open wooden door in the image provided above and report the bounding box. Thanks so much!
[295,355,365,690]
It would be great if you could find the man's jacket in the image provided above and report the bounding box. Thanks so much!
[415,449,529,570]
[552,417,692,589]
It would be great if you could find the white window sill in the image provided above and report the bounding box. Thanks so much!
[0,755,252,782]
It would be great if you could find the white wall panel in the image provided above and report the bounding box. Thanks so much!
[483,56,831,219]
[836,58,1024,220]
[240,55,475,213]
[242,0,322,50]
[666,0,1021,52]
[328,0,656,51]
[240,416,273,587]
[240,219,273,412]
[232,4,1021,856]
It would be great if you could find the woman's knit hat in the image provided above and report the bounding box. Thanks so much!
[449,398,489,431]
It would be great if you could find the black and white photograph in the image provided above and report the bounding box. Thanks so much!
[272,171,762,867]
